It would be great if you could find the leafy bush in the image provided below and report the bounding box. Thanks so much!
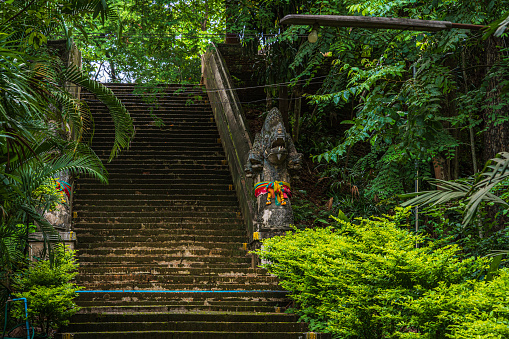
[255,207,509,338]
[11,245,82,336]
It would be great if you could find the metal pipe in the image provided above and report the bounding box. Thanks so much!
[5,298,30,339]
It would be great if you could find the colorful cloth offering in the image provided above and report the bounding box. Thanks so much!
[254,181,291,206]
[56,180,71,199]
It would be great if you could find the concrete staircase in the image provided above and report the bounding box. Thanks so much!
[63,83,319,338]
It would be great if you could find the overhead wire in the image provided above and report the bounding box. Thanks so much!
[83,94,315,107]
[71,76,336,107]
[68,73,338,96]
[55,33,309,39]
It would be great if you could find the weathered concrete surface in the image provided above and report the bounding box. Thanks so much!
[245,108,303,233]
[202,43,256,242]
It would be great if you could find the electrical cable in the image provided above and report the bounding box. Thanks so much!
[54,33,308,39]
[67,73,337,95]
[83,95,313,107]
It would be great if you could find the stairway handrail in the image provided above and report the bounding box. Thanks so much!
[202,43,256,243]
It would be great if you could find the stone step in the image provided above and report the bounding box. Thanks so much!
[87,100,210,106]
[74,217,244,224]
[73,194,239,202]
[90,109,213,116]
[73,201,235,210]
[74,228,245,237]
[69,311,296,323]
[90,142,225,149]
[87,102,210,108]
[73,219,238,231]
[78,175,233,182]
[74,210,238,218]
[74,189,237,196]
[90,145,224,152]
[84,96,207,102]
[95,120,216,133]
[90,92,206,97]
[90,107,212,113]
[76,283,282,291]
[76,301,284,310]
[76,241,246,250]
[95,162,229,169]
[84,83,202,90]
[77,234,244,243]
[76,274,277,285]
[75,188,235,195]
[73,205,240,213]
[73,220,243,228]
[73,292,289,309]
[96,116,215,122]
[79,254,251,268]
[90,131,220,137]
[95,127,219,134]
[65,320,305,333]
[76,246,248,256]
[78,262,252,269]
[85,95,207,100]
[59,331,313,339]
[62,310,315,338]
[77,267,268,276]
[74,199,239,206]
[91,141,221,148]
[97,159,229,165]
[90,151,227,158]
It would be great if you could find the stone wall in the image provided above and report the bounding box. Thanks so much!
[202,43,257,245]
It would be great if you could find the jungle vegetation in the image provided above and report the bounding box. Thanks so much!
[226,0,509,336]
[0,0,133,334]
[2,0,509,337]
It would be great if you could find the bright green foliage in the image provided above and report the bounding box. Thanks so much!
[398,270,509,339]
[255,207,509,338]
[78,0,226,83]
[11,245,82,335]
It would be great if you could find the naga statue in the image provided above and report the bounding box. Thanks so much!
[245,108,303,234]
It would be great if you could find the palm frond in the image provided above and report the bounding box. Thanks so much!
[402,152,509,226]
[401,179,471,208]
[62,65,134,161]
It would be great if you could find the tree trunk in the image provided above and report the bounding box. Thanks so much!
[482,36,508,231]
[224,0,239,43]
[483,36,508,162]
[293,96,302,143]
[266,91,273,111]
[433,156,450,183]
[201,2,209,31]
[462,48,478,173]
[109,60,117,81]
[279,85,290,132]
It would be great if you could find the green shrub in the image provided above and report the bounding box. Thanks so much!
[11,244,82,336]
[255,207,509,338]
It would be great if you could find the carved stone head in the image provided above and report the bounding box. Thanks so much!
[265,123,288,165]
